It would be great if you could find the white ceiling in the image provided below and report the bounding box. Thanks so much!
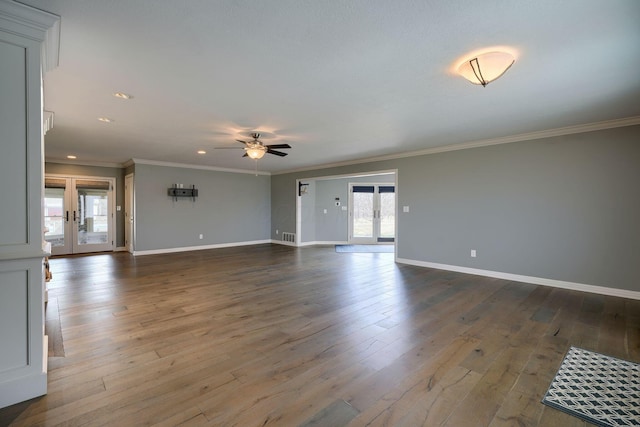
[19,0,640,173]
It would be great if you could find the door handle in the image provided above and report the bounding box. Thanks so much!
[65,211,69,222]
[73,211,77,222]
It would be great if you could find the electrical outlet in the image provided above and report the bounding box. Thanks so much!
[276,229,279,234]
[403,206,410,213]
[199,234,204,240]
[471,249,476,257]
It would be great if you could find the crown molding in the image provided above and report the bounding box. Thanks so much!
[273,116,640,176]
[45,158,125,169]
[1,1,60,72]
[130,158,271,176]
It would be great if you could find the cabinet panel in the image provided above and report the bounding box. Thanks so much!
[0,40,28,247]
[0,270,28,372]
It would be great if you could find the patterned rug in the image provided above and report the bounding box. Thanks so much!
[542,347,640,426]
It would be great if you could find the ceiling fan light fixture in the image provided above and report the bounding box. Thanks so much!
[246,145,266,159]
[457,50,515,86]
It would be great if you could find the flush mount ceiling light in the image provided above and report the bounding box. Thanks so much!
[113,92,133,100]
[98,117,114,123]
[456,50,515,87]
[197,150,206,154]
[66,155,77,159]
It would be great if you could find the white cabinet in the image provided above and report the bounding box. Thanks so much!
[0,0,59,409]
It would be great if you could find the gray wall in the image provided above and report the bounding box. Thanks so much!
[45,162,126,247]
[134,164,270,251]
[272,125,640,292]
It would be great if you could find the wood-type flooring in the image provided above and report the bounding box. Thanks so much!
[1,244,638,426]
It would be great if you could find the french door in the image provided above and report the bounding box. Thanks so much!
[44,176,115,255]
[349,184,395,244]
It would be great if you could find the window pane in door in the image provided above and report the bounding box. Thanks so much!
[379,192,395,238]
[353,192,374,238]
[77,188,109,245]
[44,188,65,247]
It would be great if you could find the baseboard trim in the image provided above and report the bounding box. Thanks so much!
[395,258,640,300]
[299,240,348,247]
[114,246,127,252]
[270,239,297,247]
[133,240,272,256]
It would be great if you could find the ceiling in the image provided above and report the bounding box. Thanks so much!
[19,0,640,173]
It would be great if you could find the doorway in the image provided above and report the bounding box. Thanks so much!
[44,175,115,255]
[349,184,395,244]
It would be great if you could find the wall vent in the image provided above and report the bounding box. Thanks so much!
[282,232,295,243]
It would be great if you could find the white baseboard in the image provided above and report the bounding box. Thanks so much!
[299,240,348,247]
[133,240,272,256]
[396,258,640,300]
[269,240,349,247]
[271,239,297,247]
[114,246,127,252]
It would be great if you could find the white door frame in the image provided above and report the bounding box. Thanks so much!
[124,173,135,253]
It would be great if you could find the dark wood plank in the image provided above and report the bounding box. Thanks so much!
[0,244,635,427]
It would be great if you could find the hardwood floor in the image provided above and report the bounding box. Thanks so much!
[1,244,638,426]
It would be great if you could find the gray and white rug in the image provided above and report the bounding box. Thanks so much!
[542,347,640,426]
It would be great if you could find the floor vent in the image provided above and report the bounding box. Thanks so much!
[282,232,295,243]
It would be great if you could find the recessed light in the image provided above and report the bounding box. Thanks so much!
[113,92,133,100]
[98,117,114,123]
[67,155,77,159]
[197,150,206,154]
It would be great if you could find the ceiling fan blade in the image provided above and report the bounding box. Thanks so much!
[266,144,291,149]
[242,153,248,157]
[267,149,288,157]
[214,147,244,149]
[235,139,248,145]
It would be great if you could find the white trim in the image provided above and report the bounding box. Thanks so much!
[299,240,348,247]
[271,239,297,247]
[130,158,271,176]
[41,12,60,73]
[396,258,640,301]
[45,158,125,169]
[274,116,640,175]
[114,246,127,252]
[133,240,272,256]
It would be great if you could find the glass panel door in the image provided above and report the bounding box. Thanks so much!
[44,185,72,255]
[73,179,113,253]
[349,184,395,244]
[44,176,115,255]
[352,190,374,241]
[378,190,395,241]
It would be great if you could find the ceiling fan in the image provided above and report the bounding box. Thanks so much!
[216,133,291,159]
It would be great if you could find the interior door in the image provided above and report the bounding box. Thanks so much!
[349,184,395,244]
[44,176,115,255]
